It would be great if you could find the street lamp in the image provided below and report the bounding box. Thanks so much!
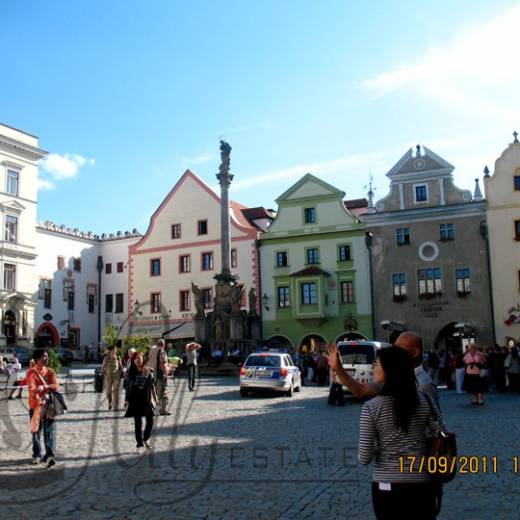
[262,293,270,311]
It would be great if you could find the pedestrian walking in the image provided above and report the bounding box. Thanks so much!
[462,343,486,405]
[427,350,440,384]
[185,342,201,392]
[125,352,157,453]
[102,346,123,411]
[123,348,136,410]
[316,350,328,386]
[146,339,171,415]
[506,347,520,393]
[454,350,465,394]
[26,349,60,468]
[358,346,449,519]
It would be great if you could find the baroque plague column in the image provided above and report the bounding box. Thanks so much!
[192,141,260,349]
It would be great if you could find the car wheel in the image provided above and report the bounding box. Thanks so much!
[240,387,248,397]
[286,380,294,397]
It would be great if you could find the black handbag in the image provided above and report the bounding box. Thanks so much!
[43,390,68,419]
[424,392,457,484]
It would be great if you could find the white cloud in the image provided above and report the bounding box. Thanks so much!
[361,4,520,120]
[180,154,214,166]
[40,153,95,180]
[37,178,55,191]
[231,152,391,195]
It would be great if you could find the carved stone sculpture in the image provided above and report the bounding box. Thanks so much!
[191,282,206,318]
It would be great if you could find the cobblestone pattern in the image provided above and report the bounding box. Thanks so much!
[1,378,518,519]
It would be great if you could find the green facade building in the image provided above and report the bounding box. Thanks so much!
[259,174,373,352]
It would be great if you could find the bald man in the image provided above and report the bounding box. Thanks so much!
[325,332,440,407]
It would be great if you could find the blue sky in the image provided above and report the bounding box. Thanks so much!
[2,0,520,234]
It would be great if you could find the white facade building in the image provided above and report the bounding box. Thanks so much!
[0,123,47,347]
[35,223,140,354]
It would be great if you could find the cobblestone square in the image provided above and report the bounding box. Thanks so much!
[1,377,518,519]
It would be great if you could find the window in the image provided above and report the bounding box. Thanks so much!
[304,207,316,224]
[203,288,213,309]
[340,281,354,303]
[392,273,407,298]
[67,290,75,311]
[231,248,237,268]
[306,248,320,264]
[515,220,520,240]
[396,227,410,246]
[418,268,442,296]
[179,255,191,273]
[301,282,317,305]
[201,252,213,271]
[5,215,17,243]
[440,223,455,241]
[105,263,112,274]
[6,169,19,196]
[150,258,161,276]
[57,256,65,270]
[73,257,81,272]
[41,279,52,309]
[171,223,181,239]
[514,176,520,191]
[455,268,471,295]
[105,294,113,313]
[276,251,288,267]
[338,245,351,261]
[117,262,124,273]
[180,290,190,311]
[198,220,208,235]
[415,185,428,202]
[4,264,15,291]
[278,286,290,308]
[115,293,124,313]
[88,294,95,313]
[151,293,161,314]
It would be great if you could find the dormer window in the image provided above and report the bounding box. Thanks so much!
[414,185,428,203]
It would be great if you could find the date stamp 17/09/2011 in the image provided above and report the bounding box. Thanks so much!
[398,455,520,475]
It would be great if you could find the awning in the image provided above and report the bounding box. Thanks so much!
[380,320,406,331]
[126,321,195,340]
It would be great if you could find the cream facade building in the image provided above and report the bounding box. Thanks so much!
[484,134,520,344]
[0,123,47,346]
[128,169,272,346]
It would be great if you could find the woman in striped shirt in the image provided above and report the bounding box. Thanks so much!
[358,346,447,520]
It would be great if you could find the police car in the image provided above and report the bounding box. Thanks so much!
[239,350,302,397]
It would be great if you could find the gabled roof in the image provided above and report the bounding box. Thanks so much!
[290,266,331,278]
[344,198,368,210]
[386,145,454,179]
[276,173,345,203]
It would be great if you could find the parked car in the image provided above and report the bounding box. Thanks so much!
[239,350,301,397]
[336,340,391,391]
[58,347,74,366]
[13,346,33,365]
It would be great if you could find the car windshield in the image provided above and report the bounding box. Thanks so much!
[245,355,281,368]
[338,344,376,365]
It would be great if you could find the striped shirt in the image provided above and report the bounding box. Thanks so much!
[358,392,447,483]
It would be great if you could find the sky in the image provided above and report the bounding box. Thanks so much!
[2,0,520,234]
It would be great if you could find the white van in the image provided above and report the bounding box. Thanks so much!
[336,340,391,390]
